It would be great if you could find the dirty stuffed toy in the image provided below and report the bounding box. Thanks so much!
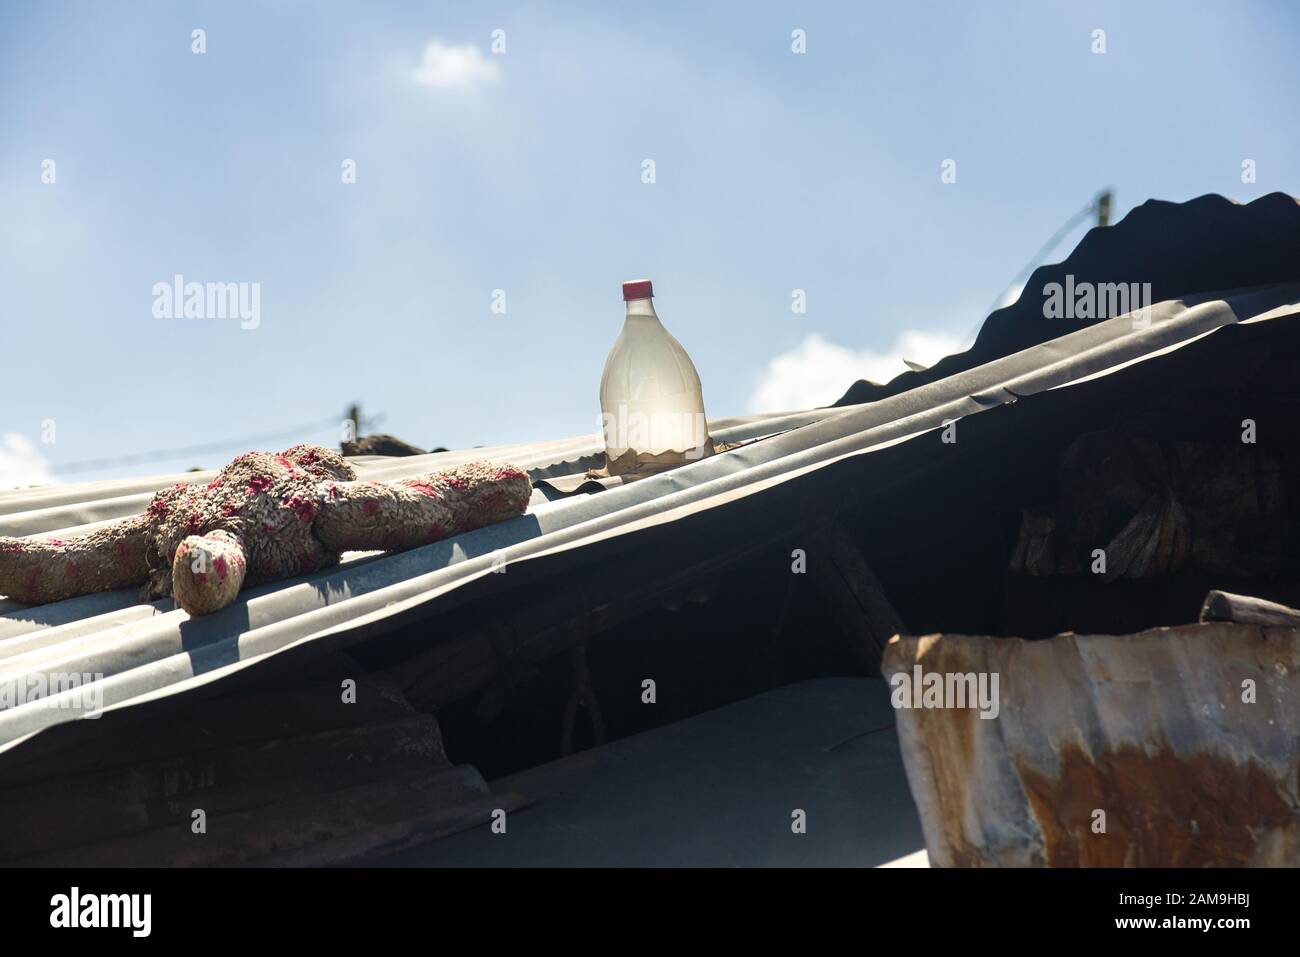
[0,445,531,616]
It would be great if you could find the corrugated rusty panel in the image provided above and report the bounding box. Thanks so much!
[882,624,1300,866]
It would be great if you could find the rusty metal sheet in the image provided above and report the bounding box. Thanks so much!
[882,623,1300,866]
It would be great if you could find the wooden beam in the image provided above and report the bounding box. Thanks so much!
[807,523,908,674]
[1199,590,1300,628]
[251,791,529,866]
[388,532,787,712]
[0,714,457,862]
[17,765,496,866]
[0,669,414,789]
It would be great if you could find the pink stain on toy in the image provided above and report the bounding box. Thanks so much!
[282,495,318,523]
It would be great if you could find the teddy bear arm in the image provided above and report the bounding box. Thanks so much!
[313,482,453,553]
[0,515,152,605]
[313,463,531,553]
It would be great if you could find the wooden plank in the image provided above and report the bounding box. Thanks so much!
[807,523,908,674]
[252,791,530,866]
[17,764,494,866]
[1199,589,1300,628]
[0,671,414,789]
[390,627,500,712]
[0,714,450,861]
[389,535,780,712]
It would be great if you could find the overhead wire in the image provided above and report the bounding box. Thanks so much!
[47,416,345,475]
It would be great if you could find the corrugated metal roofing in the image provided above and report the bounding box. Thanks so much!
[834,192,1300,406]
[3,281,1300,758]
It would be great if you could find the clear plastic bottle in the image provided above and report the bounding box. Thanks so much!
[599,279,709,468]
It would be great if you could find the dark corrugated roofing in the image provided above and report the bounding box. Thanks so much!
[836,192,1300,405]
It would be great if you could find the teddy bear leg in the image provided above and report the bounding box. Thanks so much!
[171,530,247,616]
[0,516,151,605]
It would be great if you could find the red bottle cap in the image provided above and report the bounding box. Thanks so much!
[622,279,653,301]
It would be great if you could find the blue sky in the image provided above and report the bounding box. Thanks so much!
[2,0,1298,485]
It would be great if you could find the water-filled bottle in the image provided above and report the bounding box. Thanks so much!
[599,279,709,469]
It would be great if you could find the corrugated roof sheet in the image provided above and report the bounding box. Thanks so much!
[835,192,1300,405]
[4,280,1299,758]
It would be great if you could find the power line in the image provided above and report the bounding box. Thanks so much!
[48,416,344,476]
[959,189,1114,350]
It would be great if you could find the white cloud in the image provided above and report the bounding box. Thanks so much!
[997,282,1025,309]
[749,329,966,412]
[409,40,500,91]
[0,432,53,490]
